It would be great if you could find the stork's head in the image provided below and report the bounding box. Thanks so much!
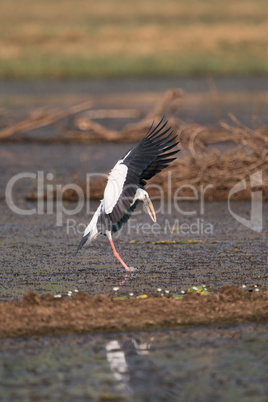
[134,189,156,223]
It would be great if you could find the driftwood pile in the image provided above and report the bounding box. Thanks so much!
[82,117,268,201]
[4,89,266,201]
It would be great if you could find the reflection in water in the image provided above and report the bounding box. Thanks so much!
[1,325,267,400]
[131,337,154,356]
[115,266,140,290]
[106,336,154,395]
[117,272,130,289]
[106,340,131,392]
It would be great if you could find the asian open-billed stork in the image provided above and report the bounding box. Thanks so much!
[76,119,179,272]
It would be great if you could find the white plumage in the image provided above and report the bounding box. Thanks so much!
[104,163,128,214]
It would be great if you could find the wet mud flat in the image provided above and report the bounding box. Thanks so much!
[1,195,268,301]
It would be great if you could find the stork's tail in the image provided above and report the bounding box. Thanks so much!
[75,234,89,255]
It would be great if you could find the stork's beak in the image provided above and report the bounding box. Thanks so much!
[145,199,156,223]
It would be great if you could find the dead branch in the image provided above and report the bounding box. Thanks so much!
[0,100,93,140]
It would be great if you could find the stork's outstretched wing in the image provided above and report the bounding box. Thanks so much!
[103,118,179,228]
[123,118,179,183]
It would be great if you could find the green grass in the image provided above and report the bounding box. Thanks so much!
[1,0,268,79]
[1,54,268,80]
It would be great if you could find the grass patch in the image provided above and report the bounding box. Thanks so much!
[1,54,268,80]
[0,0,268,78]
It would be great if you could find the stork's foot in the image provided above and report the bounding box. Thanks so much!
[129,266,138,272]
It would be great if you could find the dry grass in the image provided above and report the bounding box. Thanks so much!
[0,0,268,77]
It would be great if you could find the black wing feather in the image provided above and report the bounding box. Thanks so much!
[108,119,179,226]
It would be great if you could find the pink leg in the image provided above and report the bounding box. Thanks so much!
[109,238,131,272]
[118,272,130,287]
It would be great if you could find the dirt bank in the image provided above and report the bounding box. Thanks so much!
[1,286,267,339]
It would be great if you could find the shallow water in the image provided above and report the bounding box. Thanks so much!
[0,324,267,401]
[1,77,268,127]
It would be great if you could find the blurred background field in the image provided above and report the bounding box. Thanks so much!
[1,0,268,79]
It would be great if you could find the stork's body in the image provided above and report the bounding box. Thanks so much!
[76,119,179,272]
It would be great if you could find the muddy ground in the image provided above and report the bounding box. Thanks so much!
[0,286,268,339]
